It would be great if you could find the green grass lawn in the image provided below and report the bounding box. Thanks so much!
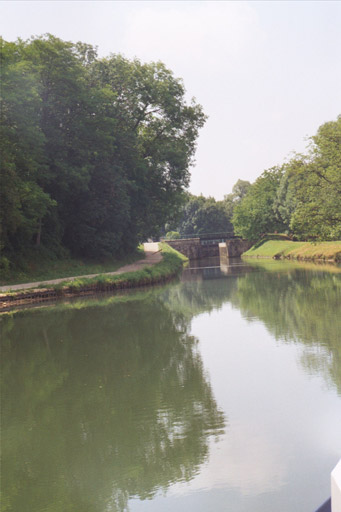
[243,240,341,261]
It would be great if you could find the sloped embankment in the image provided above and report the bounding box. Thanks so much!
[243,240,341,262]
[0,243,187,310]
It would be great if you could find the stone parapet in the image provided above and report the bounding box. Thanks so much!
[219,240,253,260]
[166,238,219,259]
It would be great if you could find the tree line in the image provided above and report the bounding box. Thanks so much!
[0,35,206,271]
[170,116,340,241]
[1,34,339,277]
[233,115,341,240]
[165,180,251,238]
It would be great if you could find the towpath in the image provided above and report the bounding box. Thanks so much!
[0,242,161,292]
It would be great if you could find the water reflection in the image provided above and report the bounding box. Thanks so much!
[1,259,341,512]
[230,261,341,394]
[171,259,341,394]
[184,256,257,282]
[169,423,286,496]
[1,298,225,512]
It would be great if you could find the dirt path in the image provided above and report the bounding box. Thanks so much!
[0,242,162,292]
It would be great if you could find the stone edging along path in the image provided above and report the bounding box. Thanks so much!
[0,243,167,310]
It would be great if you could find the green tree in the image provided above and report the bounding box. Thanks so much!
[230,116,341,242]
[91,55,206,244]
[232,167,287,240]
[223,179,251,220]
[177,194,233,235]
[0,35,206,266]
[0,38,56,253]
[273,161,301,230]
[288,116,341,240]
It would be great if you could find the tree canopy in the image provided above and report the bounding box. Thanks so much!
[286,117,341,240]
[173,194,233,236]
[0,35,206,270]
[232,167,287,240]
[232,116,341,241]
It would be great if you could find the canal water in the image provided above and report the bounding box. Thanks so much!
[1,258,341,512]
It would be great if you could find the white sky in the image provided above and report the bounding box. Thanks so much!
[1,0,341,199]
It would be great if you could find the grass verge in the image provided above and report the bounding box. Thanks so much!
[0,247,145,286]
[0,243,188,307]
[243,240,341,262]
[56,242,187,291]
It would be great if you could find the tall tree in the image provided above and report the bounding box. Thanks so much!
[232,167,287,240]
[0,35,206,265]
[177,194,233,235]
[288,116,341,240]
[223,179,251,220]
[0,38,56,255]
[91,55,206,244]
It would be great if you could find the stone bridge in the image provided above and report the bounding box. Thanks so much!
[164,234,252,260]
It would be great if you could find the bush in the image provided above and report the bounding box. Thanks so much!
[165,231,181,239]
[0,256,10,279]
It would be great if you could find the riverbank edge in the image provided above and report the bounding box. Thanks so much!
[0,243,188,310]
[242,240,341,262]
[0,248,145,288]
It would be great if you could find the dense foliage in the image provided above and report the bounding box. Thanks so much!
[232,116,341,240]
[168,180,251,237]
[232,167,287,239]
[0,35,206,271]
[174,194,233,235]
[222,179,251,220]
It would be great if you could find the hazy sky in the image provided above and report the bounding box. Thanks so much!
[1,1,341,198]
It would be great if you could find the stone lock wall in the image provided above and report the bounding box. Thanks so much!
[166,238,251,260]
[219,239,253,260]
[165,238,203,259]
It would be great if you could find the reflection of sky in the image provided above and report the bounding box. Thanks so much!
[169,424,286,496]
[130,298,341,512]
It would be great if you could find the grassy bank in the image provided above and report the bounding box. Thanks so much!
[45,243,187,292]
[243,240,341,262]
[0,247,145,286]
[0,243,188,307]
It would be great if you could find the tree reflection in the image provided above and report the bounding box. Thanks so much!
[2,261,340,511]
[161,262,341,394]
[159,276,238,321]
[1,297,225,512]
[230,264,341,393]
